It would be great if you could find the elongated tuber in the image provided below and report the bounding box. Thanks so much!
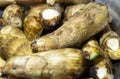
[3,48,85,79]
[31,2,110,52]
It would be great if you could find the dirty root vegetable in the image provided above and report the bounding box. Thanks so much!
[24,4,63,40]
[0,0,46,7]
[0,25,32,59]
[2,4,24,29]
[47,0,91,5]
[3,48,85,79]
[41,3,64,30]
[100,31,120,60]
[23,4,50,40]
[82,39,101,60]
[31,2,110,52]
[90,56,114,79]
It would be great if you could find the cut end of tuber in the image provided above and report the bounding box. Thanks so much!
[42,9,60,20]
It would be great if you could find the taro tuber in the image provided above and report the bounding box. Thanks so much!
[41,3,64,31]
[23,4,50,40]
[31,2,110,52]
[47,0,91,5]
[24,4,64,40]
[0,25,32,59]
[3,48,86,79]
[90,56,114,79]
[0,0,46,7]
[2,4,24,29]
[82,39,101,60]
[100,31,120,60]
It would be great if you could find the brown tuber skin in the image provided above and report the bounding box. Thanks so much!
[3,48,85,79]
[47,0,91,5]
[82,39,101,60]
[24,4,64,40]
[2,4,24,29]
[64,4,86,22]
[31,2,110,52]
[90,56,114,79]
[0,0,46,7]
[23,4,50,41]
[0,25,32,59]
[100,31,120,60]
[41,3,64,30]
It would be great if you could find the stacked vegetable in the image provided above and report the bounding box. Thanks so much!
[0,0,119,79]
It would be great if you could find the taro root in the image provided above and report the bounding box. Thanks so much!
[82,39,101,60]
[47,0,91,5]
[24,4,64,40]
[0,25,32,59]
[23,4,50,40]
[100,31,120,60]
[31,2,110,52]
[90,56,114,79]
[3,48,86,79]
[0,0,46,6]
[41,3,64,30]
[2,4,24,29]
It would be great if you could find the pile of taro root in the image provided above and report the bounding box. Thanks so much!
[0,0,120,79]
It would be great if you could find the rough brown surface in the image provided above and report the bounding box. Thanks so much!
[3,48,85,79]
[31,2,110,52]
